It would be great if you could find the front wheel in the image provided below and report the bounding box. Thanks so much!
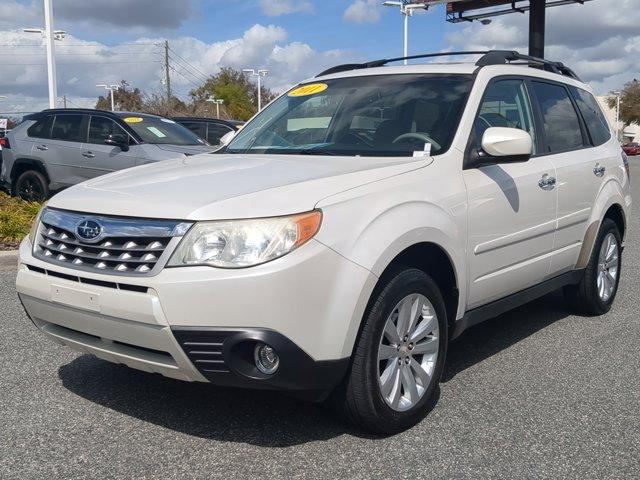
[331,268,448,434]
[565,218,622,315]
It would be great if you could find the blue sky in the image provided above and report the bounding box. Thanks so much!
[0,0,638,115]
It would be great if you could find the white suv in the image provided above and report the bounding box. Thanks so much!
[16,51,631,433]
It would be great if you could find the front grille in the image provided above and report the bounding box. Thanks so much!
[33,208,192,276]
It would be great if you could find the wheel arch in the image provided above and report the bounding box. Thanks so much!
[10,158,51,186]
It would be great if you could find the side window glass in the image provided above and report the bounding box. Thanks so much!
[475,79,536,154]
[51,114,85,143]
[531,82,584,154]
[88,116,127,144]
[207,124,232,144]
[181,122,205,138]
[27,115,53,139]
[570,87,611,147]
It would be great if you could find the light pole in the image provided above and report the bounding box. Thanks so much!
[206,97,224,118]
[243,69,269,111]
[97,84,120,111]
[612,91,621,142]
[24,0,67,109]
[382,1,428,65]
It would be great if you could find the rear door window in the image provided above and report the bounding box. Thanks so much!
[530,81,585,154]
[51,114,86,143]
[570,87,611,147]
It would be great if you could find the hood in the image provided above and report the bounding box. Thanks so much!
[49,153,428,220]
[152,143,219,155]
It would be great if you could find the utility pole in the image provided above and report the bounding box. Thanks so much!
[164,40,172,111]
[243,69,269,111]
[24,0,67,109]
[63,95,67,108]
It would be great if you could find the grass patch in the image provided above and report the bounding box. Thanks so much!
[0,192,42,249]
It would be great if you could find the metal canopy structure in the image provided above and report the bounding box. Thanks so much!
[443,0,594,58]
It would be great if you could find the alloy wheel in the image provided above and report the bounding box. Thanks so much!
[597,232,619,302]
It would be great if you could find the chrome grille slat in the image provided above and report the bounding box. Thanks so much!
[33,208,192,276]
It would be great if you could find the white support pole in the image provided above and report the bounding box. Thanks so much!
[110,88,116,112]
[43,0,57,109]
[403,7,409,65]
[257,74,262,112]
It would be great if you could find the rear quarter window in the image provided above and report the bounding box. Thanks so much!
[27,115,54,139]
[570,87,611,147]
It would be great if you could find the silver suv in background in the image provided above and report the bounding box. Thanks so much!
[0,109,216,201]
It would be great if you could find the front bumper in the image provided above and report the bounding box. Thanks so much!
[16,236,375,394]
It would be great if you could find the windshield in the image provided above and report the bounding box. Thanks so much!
[118,114,208,146]
[226,74,473,157]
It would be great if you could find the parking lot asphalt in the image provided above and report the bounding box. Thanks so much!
[1,163,639,480]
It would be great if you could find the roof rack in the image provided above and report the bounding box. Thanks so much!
[316,50,581,81]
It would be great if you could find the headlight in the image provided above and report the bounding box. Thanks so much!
[28,204,47,245]
[168,210,322,268]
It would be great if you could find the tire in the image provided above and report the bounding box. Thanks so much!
[330,268,448,434]
[564,218,622,316]
[14,170,49,202]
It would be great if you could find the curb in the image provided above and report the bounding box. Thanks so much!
[0,250,19,268]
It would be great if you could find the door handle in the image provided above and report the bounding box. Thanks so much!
[593,164,606,177]
[82,151,95,158]
[538,174,556,191]
[36,144,48,151]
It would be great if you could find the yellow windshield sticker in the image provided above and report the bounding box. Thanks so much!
[288,83,328,97]
[124,117,143,123]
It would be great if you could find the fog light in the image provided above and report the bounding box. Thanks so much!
[254,343,279,375]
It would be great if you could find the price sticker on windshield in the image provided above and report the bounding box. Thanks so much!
[288,83,328,97]
[124,117,144,123]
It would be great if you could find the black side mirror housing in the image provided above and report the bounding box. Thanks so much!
[105,133,129,152]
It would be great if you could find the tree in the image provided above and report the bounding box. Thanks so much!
[95,80,144,112]
[189,68,277,121]
[607,79,640,128]
[142,91,189,117]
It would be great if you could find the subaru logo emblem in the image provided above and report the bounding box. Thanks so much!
[76,220,102,241]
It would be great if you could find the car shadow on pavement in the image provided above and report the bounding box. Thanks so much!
[443,290,572,382]
[58,291,571,446]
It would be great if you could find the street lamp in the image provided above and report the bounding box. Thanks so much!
[206,96,224,118]
[243,69,269,111]
[382,1,428,65]
[97,84,120,112]
[23,0,67,109]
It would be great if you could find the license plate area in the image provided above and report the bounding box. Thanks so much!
[50,284,101,312]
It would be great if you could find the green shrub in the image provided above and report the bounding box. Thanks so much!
[0,192,42,248]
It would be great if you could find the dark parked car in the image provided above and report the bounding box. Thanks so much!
[622,142,640,156]
[173,117,243,146]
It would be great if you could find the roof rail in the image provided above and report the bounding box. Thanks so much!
[316,50,581,81]
[475,50,581,80]
[316,51,489,77]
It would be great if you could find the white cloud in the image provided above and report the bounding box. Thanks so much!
[343,0,381,24]
[0,24,355,116]
[445,0,640,94]
[260,0,314,17]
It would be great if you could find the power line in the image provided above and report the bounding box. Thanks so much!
[2,60,162,65]
[167,47,210,80]
[0,42,161,47]
[168,57,209,85]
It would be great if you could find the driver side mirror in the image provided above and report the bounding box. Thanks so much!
[105,133,129,152]
[466,127,532,169]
